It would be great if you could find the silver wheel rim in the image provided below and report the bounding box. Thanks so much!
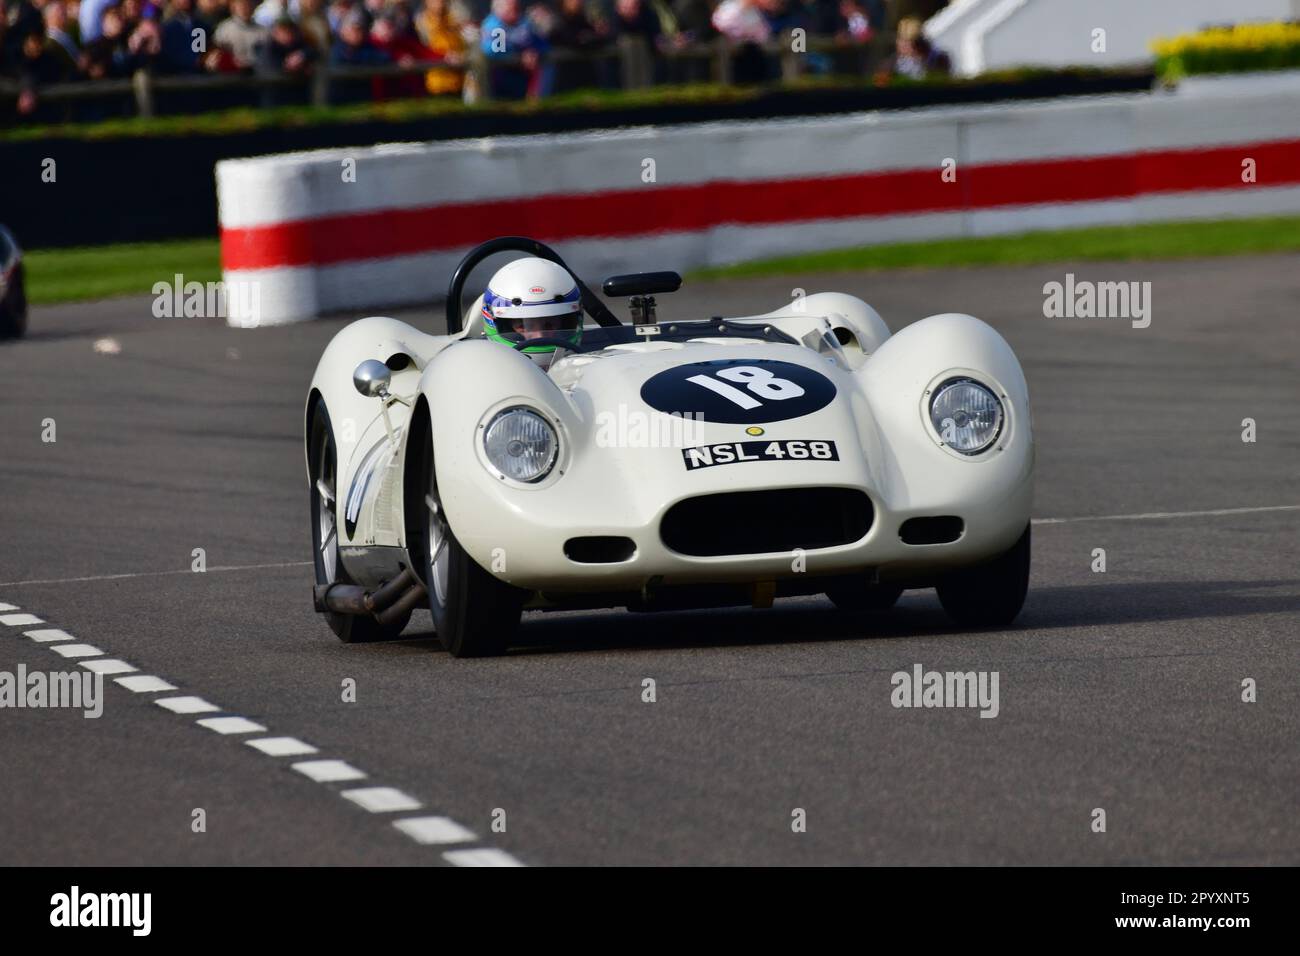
[317,441,338,584]
[428,484,449,605]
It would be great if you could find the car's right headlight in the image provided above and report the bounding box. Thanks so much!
[929,378,1003,455]
[483,406,558,483]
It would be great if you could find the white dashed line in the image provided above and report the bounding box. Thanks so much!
[292,760,368,783]
[246,737,319,757]
[49,643,103,659]
[3,596,524,865]
[340,787,423,813]
[393,817,477,846]
[0,561,312,588]
[196,716,267,735]
[155,696,221,715]
[79,659,137,675]
[1,613,44,626]
[1035,504,1300,525]
[114,675,178,693]
[443,848,525,867]
[23,628,76,643]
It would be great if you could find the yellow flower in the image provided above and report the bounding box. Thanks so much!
[1151,21,1300,57]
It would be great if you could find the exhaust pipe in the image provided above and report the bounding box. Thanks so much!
[366,567,419,612]
[375,583,427,628]
[313,583,369,615]
[314,567,425,621]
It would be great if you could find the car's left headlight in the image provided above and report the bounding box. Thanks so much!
[483,406,558,483]
[929,378,1003,455]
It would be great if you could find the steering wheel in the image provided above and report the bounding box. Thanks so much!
[445,236,622,335]
[512,336,584,353]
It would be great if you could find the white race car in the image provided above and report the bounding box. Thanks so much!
[306,237,1034,656]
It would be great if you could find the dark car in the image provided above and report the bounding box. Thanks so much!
[0,226,27,340]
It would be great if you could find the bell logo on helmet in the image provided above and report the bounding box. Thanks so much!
[529,286,546,295]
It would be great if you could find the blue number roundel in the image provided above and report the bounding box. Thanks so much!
[639,359,837,425]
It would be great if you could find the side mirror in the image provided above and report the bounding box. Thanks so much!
[353,359,391,398]
[602,272,682,297]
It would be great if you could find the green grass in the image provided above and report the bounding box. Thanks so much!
[689,216,1300,280]
[25,215,1300,306]
[26,238,221,305]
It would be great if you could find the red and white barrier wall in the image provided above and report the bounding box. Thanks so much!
[216,73,1300,326]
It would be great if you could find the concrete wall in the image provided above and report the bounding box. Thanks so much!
[217,74,1300,326]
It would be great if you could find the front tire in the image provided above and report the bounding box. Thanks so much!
[935,524,1030,627]
[414,424,525,657]
[309,402,411,643]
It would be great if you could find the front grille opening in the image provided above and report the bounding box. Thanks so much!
[564,536,637,564]
[661,488,873,557]
[899,516,964,545]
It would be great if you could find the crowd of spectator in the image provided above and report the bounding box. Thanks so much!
[1,0,951,117]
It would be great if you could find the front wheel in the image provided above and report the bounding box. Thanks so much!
[935,524,1030,627]
[415,426,525,657]
[309,402,411,643]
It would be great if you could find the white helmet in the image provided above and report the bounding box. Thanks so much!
[482,257,583,362]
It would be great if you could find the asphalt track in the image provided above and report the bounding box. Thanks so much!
[1,255,1297,866]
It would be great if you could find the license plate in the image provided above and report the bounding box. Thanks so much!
[681,439,840,471]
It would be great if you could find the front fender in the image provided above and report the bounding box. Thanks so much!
[858,313,1034,554]
[420,340,582,556]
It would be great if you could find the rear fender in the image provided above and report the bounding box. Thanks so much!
[305,316,450,480]
[731,292,891,360]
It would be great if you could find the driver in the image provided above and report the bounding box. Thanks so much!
[482,257,583,365]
